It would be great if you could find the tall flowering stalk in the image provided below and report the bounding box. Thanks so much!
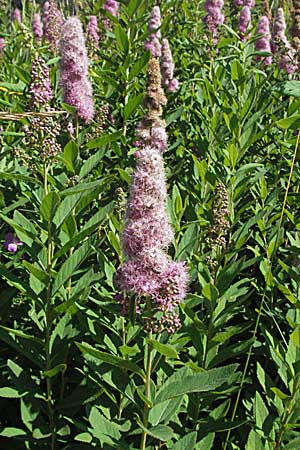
[28,56,53,108]
[116,57,188,332]
[203,0,225,45]
[103,0,119,29]
[161,38,179,92]
[0,37,5,54]
[272,8,296,74]
[238,6,251,42]
[32,13,43,41]
[255,16,272,65]
[13,7,22,23]
[145,6,162,57]
[43,0,63,51]
[290,0,300,52]
[87,15,99,54]
[115,56,188,450]
[59,17,94,123]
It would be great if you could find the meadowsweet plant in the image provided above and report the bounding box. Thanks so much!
[161,38,179,92]
[12,7,21,23]
[255,15,272,65]
[43,0,63,51]
[59,16,94,122]
[32,12,43,41]
[145,5,162,57]
[272,8,296,73]
[238,6,251,41]
[203,0,225,44]
[28,55,53,108]
[0,37,5,53]
[87,15,99,54]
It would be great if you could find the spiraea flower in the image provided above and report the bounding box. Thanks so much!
[87,15,99,51]
[28,56,53,108]
[161,38,179,92]
[32,13,43,41]
[13,8,22,23]
[145,6,162,57]
[272,8,296,74]
[103,0,120,16]
[255,16,272,65]
[238,6,251,41]
[43,0,63,51]
[115,57,188,333]
[203,0,225,45]
[0,37,5,53]
[59,16,94,123]
[3,233,23,253]
[290,0,300,51]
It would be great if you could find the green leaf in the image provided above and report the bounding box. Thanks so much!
[122,93,144,120]
[166,107,184,125]
[282,437,300,449]
[0,427,27,438]
[0,387,23,398]
[290,329,300,347]
[86,131,122,149]
[276,115,300,130]
[63,140,79,174]
[40,191,60,223]
[114,24,129,53]
[52,239,92,295]
[154,364,238,404]
[128,51,151,80]
[255,391,268,429]
[76,342,144,378]
[149,397,182,426]
[22,261,49,285]
[79,148,105,179]
[43,364,67,378]
[53,192,82,229]
[280,80,300,97]
[135,417,173,441]
[170,432,197,450]
[146,339,178,359]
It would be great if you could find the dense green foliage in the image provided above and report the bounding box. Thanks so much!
[1,1,300,449]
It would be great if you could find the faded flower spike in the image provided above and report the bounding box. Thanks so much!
[3,233,23,253]
[59,16,94,123]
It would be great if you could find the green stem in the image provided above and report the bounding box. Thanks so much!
[140,330,153,450]
[44,163,56,450]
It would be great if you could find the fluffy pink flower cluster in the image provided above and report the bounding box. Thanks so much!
[87,15,99,48]
[115,57,188,333]
[28,56,53,108]
[32,13,43,41]
[13,8,22,23]
[203,0,225,44]
[0,37,5,53]
[145,6,162,57]
[115,147,188,333]
[255,16,272,65]
[272,8,296,74]
[43,0,63,51]
[161,39,179,92]
[238,6,251,41]
[59,17,94,123]
[103,0,119,16]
